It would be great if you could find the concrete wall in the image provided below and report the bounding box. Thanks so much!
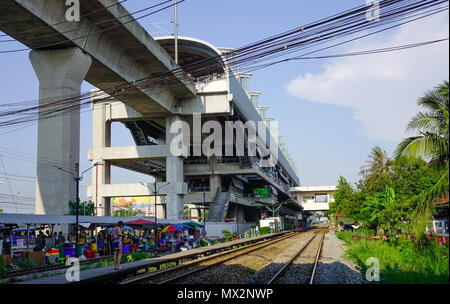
[205,222,256,238]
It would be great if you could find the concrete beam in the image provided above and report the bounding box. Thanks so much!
[87,182,187,198]
[88,145,170,161]
[0,0,196,115]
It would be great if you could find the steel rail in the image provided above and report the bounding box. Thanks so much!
[121,231,301,284]
[309,230,325,284]
[265,229,326,284]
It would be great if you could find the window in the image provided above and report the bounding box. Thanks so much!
[185,176,210,192]
[315,193,328,203]
[302,195,314,203]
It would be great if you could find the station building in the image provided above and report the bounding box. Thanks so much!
[290,186,336,224]
[86,37,302,235]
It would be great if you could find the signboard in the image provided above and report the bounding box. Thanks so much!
[112,196,156,217]
[253,187,269,198]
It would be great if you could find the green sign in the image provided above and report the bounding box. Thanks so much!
[253,188,269,198]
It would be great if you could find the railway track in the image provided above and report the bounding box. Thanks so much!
[121,229,326,285]
[120,231,303,284]
[266,229,325,284]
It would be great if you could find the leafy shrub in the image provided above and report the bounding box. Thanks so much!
[259,227,271,235]
[17,259,37,270]
[199,239,209,247]
[342,235,449,283]
[0,255,4,278]
[222,230,233,242]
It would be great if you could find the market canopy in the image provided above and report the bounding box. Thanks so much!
[125,219,156,226]
[182,221,203,228]
[0,213,202,227]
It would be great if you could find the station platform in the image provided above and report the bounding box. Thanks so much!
[17,230,298,284]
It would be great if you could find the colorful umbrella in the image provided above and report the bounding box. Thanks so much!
[162,225,182,232]
[106,225,134,233]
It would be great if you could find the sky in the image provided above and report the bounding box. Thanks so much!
[0,0,448,213]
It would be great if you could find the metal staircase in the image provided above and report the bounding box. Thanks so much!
[207,187,231,222]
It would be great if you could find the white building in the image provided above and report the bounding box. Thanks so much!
[290,186,336,212]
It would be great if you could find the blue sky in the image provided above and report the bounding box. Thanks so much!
[0,0,448,212]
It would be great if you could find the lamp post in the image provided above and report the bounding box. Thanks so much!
[55,162,100,243]
[140,181,170,247]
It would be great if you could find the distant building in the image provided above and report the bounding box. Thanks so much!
[290,186,336,212]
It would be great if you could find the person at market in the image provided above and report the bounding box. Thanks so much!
[35,231,46,251]
[57,232,65,244]
[53,232,59,245]
[111,221,123,270]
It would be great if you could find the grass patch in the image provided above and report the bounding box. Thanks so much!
[337,231,449,284]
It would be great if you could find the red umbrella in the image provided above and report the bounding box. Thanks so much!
[125,219,156,226]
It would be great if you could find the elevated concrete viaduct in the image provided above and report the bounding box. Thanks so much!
[0,0,195,216]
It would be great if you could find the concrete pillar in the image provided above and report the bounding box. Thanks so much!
[91,101,111,216]
[30,47,91,215]
[236,206,245,223]
[210,175,222,193]
[165,115,185,219]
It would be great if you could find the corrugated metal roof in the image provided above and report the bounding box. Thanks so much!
[0,213,196,225]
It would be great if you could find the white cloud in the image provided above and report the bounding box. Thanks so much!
[286,12,449,142]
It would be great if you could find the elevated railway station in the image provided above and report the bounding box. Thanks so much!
[87,36,302,229]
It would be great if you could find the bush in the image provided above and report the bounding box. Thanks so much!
[259,227,271,235]
[341,235,449,284]
[0,255,4,278]
[17,259,37,270]
[222,230,233,242]
[120,252,150,264]
[199,239,209,247]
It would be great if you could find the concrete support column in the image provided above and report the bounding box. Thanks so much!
[236,206,245,223]
[210,175,222,193]
[91,101,111,216]
[165,115,185,219]
[30,47,91,215]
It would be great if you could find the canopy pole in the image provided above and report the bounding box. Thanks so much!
[26,224,29,251]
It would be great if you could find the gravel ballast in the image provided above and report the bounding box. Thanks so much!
[313,230,366,284]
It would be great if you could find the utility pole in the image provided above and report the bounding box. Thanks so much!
[140,181,170,248]
[55,162,99,244]
[154,180,158,246]
[203,191,206,223]
[174,0,178,64]
[75,163,80,243]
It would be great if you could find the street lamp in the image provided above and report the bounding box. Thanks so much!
[55,162,100,243]
[140,181,170,247]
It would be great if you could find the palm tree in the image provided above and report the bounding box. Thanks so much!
[360,146,391,178]
[395,80,449,237]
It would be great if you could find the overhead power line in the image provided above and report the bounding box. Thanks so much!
[0,0,447,132]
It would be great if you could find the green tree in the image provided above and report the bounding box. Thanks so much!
[359,146,392,194]
[361,186,395,231]
[68,200,95,216]
[328,176,366,222]
[395,80,449,237]
[112,204,139,217]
